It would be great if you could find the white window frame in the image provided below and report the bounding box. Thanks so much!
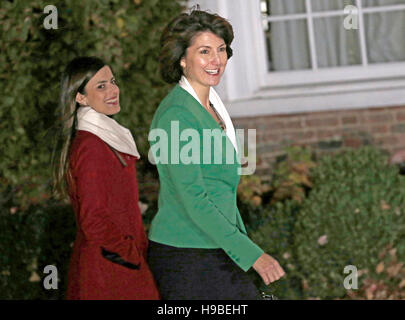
[187,0,405,117]
[259,0,405,86]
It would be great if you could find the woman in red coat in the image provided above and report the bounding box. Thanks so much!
[54,56,160,300]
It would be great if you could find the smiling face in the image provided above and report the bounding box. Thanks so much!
[180,31,228,93]
[75,65,120,115]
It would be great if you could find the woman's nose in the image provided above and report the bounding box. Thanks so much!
[210,52,220,65]
[111,83,119,94]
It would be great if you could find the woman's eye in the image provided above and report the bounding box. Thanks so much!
[200,49,209,54]
[219,47,226,52]
[97,84,105,89]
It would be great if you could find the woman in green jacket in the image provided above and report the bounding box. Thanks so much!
[147,9,285,299]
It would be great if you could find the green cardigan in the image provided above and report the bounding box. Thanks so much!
[148,85,264,271]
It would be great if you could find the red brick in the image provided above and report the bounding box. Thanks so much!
[286,131,315,141]
[371,125,389,134]
[342,116,358,125]
[375,136,398,146]
[305,118,339,127]
[233,119,249,127]
[356,114,369,124]
[284,120,303,129]
[342,127,368,135]
[367,113,393,123]
[264,133,282,142]
[396,112,405,121]
[265,122,285,130]
[318,139,343,150]
[391,124,405,133]
[343,138,363,148]
[317,130,340,139]
[235,105,405,173]
[256,133,265,143]
[392,133,405,148]
[302,110,338,118]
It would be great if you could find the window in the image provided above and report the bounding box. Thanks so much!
[260,0,405,86]
[187,0,405,116]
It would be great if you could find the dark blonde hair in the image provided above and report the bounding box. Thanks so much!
[53,56,106,198]
[159,9,234,84]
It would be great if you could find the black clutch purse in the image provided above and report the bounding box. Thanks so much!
[261,291,278,300]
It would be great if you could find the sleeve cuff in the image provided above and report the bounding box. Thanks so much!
[100,247,141,270]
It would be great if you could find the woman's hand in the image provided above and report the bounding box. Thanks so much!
[253,253,285,285]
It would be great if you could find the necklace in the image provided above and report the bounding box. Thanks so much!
[209,101,226,131]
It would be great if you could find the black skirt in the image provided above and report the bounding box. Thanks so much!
[147,240,261,300]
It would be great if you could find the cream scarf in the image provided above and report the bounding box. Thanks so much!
[178,76,238,153]
[76,106,140,159]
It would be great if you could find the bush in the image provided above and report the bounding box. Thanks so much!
[270,146,315,204]
[250,200,303,299]
[237,146,315,210]
[0,0,184,207]
[237,175,272,233]
[0,0,185,299]
[237,175,270,208]
[236,146,316,299]
[0,200,75,299]
[343,244,405,299]
[238,146,315,299]
[293,147,405,299]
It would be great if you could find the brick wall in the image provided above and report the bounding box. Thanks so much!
[233,105,405,177]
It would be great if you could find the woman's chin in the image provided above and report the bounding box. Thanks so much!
[205,78,222,87]
[107,105,120,115]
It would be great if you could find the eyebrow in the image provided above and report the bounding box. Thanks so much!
[197,43,226,49]
[96,77,115,84]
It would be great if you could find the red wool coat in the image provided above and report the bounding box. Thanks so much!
[66,130,160,300]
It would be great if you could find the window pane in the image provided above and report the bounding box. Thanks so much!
[313,16,361,68]
[363,0,405,7]
[311,0,356,12]
[262,0,306,15]
[364,10,405,63]
[268,19,311,71]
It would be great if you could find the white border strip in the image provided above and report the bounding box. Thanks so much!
[264,4,405,21]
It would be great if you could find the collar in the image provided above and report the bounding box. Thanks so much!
[76,106,140,159]
[178,76,238,153]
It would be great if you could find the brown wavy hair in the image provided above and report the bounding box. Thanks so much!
[52,56,106,198]
[159,9,234,84]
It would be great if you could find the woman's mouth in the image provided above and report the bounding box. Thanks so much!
[205,68,220,76]
[105,97,119,106]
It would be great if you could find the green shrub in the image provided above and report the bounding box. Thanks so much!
[270,146,315,204]
[293,147,405,299]
[238,146,316,299]
[0,0,185,299]
[0,0,184,207]
[237,146,316,299]
[249,200,303,299]
[343,244,405,299]
[0,200,75,299]
[237,175,270,208]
